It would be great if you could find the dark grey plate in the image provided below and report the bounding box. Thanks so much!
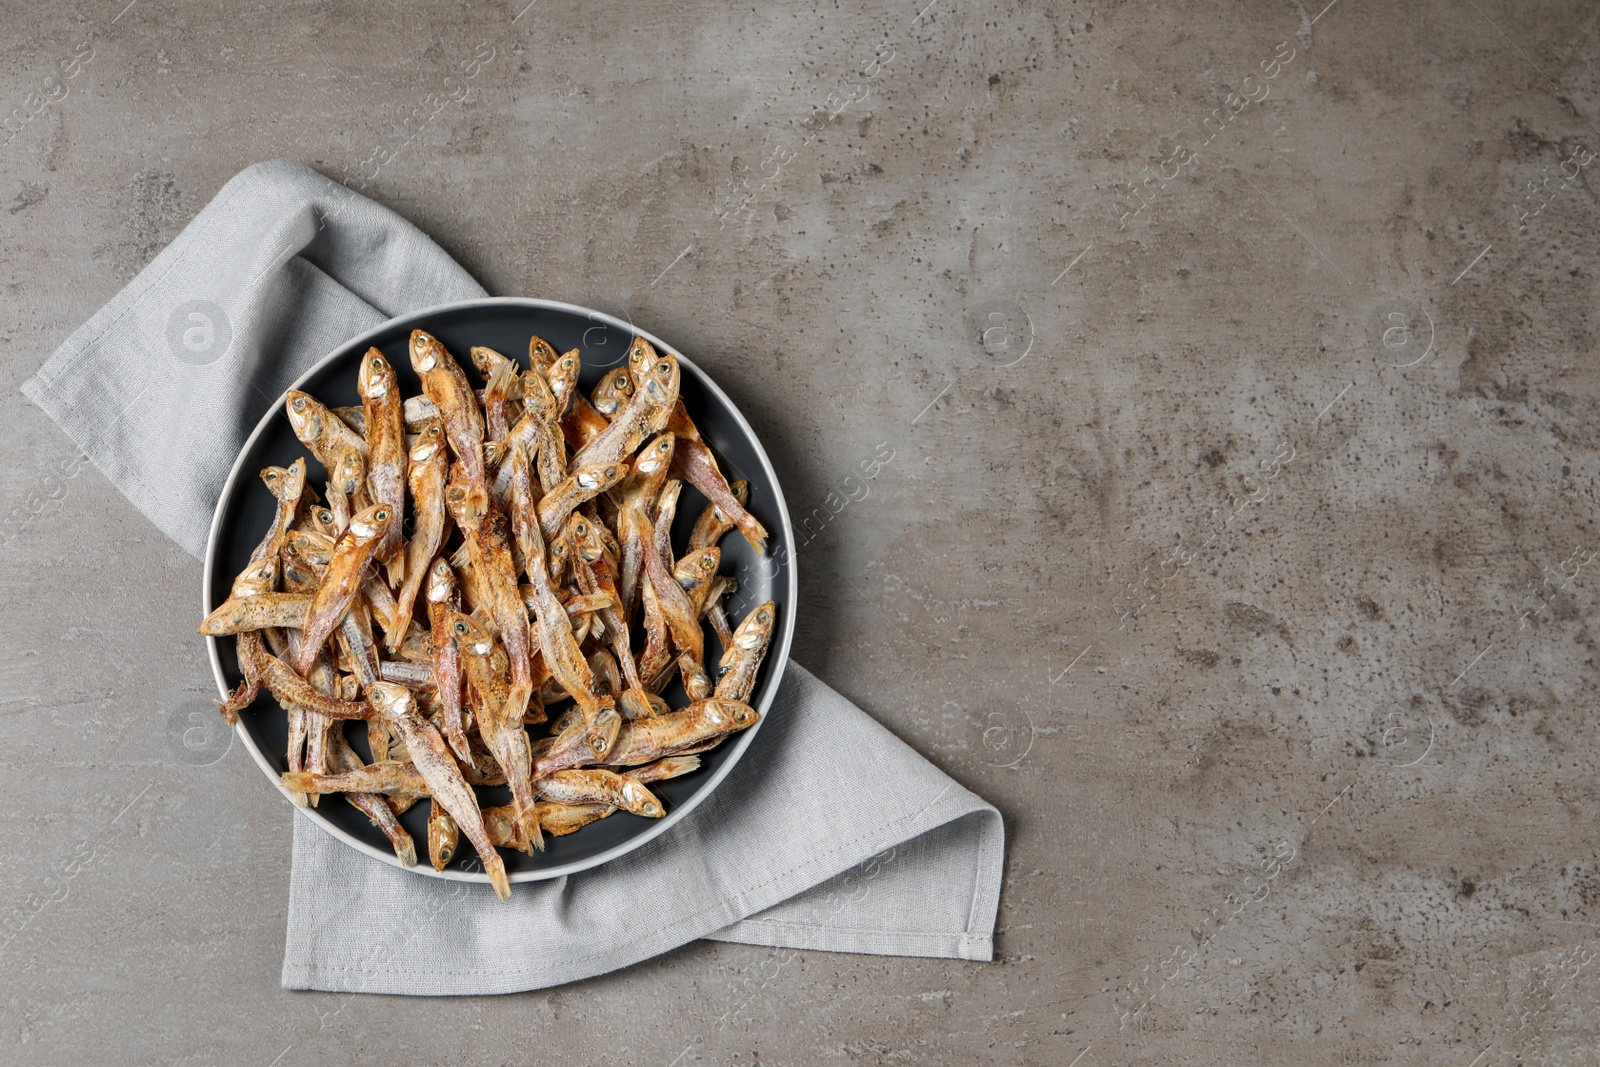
[203,298,795,883]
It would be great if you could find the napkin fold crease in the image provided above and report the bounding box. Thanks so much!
[21,159,1005,995]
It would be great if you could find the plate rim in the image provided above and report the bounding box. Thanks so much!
[202,295,797,883]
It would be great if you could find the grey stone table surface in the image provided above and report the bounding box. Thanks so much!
[2,0,1597,1063]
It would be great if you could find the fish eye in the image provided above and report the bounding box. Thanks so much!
[417,332,431,343]
[658,440,671,451]
[374,509,389,521]
[573,522,587,536]
[371,356,385,369]
[655,361,669,374]
[605,466,617,478]
[318,510,333,524]
[757,610,771,623]
[291,396,306,411]
[454,621,469,635]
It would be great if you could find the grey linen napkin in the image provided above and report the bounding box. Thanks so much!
[22,160,1005,994]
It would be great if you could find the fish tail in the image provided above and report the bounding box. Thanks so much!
[737,513,769,555]
[485,853,511,901]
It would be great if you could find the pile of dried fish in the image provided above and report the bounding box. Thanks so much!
[202,330,775,900]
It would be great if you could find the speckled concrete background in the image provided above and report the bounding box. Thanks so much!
[2,0,1598,1063]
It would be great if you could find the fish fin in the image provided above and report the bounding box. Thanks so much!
[384,550,406,590]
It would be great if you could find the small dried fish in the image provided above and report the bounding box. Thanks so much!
[537,460,628,541]
[605,698,759,766]
[388,419,449,649]
[617,434,676,620]
[199,593,311,636]
[643,481,710,698]
[545,348,580,415]
[425,559,472,763]
[358,347,408,578]
[716,601,775,702]
[410,329,488,527]
[286,390,367,469]
[535,769,663,817]
[253,458,307,564]
[674,547,722,617]
[450,612,544,852]
[666,400,768,553]
[280,761,431,800]
[368,682,509,900]
[290,503,393,677]
[476,348,520,444]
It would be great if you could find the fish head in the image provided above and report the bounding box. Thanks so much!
[569,516,605,562]
[285,391,324,444]
[280,458,308,501]
[428,812,458,867]
[626,337,657,381]
[640,352,681,408]
[334,450,366,494]
[677,548,719,590]
[260,459,306,504]
[409,330,445,375]
[469,345,508,380]
[548,349,580,400]
[527,335,559,374]
[575,462,625,492]
[593,368,633,414]
[286,529,334,564]
[358,347,394,400]
[702,698,758,729]
[620,781,661,818]
[366,681,414,720]
[634,434,676,476]
[734,601,776,649]
[587,650,620,695]
[425,558,457,603]
[546,533,571,577]
[520,370,556,418]
[448,612,495,657]
[230,557,278,598]
[346,503,394,543]
[410,419,446,463]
